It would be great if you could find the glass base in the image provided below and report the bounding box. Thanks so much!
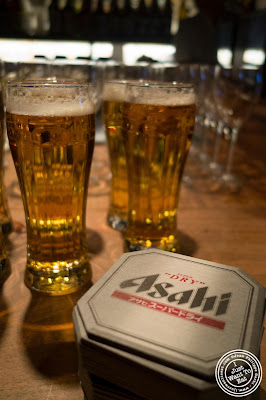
[107,213,127,232]
[208,161,223,174]
[214,173,243,194]
[24,256,92,295]
[123,234,180,253]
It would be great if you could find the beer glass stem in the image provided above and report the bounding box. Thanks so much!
[224,127,239,177]
[208,120,224,173]
[220,127,243,192]
[198,121,212,166]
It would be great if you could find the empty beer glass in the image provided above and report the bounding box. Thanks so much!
[6,80,95,294]
[123,82,196,252]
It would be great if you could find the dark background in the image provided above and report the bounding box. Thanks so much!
[0,0,265,92]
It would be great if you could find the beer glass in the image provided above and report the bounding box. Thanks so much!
[6,80,95,294]
[210,66,262,192]
[103,80,128,231]
[123,82,196,252]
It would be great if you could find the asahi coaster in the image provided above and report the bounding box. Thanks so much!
[73,310,222,400]
[73,250,265,399]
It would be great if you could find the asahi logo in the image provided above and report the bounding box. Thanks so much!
[120,274,232,316]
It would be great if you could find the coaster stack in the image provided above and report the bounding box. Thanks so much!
[73,250,265,400]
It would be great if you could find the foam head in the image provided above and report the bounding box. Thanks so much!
[126,82,195,106]
[103,80,146,102]
[103,80,127,103]
[6,81,95,116]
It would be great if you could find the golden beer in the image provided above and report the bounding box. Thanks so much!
[123,83,195,252]
[6,81,95,294]
[103,81,128,231]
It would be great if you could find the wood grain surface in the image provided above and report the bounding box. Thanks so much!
[0,105,265,400]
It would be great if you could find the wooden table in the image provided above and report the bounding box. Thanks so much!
[0,105,265,400]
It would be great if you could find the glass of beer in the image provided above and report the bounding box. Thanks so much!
[103,80,128,231]
[6,80,95,294]
[123,82,196,252]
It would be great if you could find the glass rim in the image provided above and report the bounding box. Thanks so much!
[105,79,128,85]
[127,81,194,90]
[6,79,92,89]
[105,80,194,90]
[105,79,145,86]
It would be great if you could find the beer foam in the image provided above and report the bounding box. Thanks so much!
[6,86,95,116]
[128,84,195,106]
[103,81,127,102]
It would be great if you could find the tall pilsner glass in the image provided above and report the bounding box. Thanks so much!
[103,80,128,231]
[6,80,95,294]
[123,82,195,252]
